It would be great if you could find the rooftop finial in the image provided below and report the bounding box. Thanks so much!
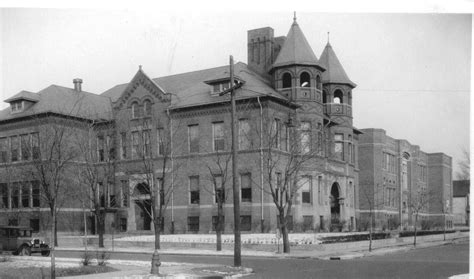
[293,11,297,23]
[327,32,330,44]
[139,65,142,71]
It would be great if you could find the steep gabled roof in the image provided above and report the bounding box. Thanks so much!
[0,85,113,122]
[319,42,356,88]
[102,62,290,110]
[271,19,322,70]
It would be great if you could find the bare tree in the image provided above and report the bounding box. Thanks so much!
[409,187,435,247]
[24,115,82,279]
[74,119,116,248]
[360,183,386,252]
[259,114,325,253]
[203,151,232,251]
[456,147,470,180]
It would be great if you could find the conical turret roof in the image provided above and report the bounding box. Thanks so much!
[272,19,322,70]
[319,42,356,87]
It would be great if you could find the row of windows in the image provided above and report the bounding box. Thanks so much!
[189,173,252,205]
[6,218,40,233]
[281,72,322,90]
[188,215,253,232]
[131,100,153,119]
[333,134,355,163]
[0,133,40,163]
[0,181,41,209]
[385,187,397,208]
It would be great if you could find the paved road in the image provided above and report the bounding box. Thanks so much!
[56,240,469,279]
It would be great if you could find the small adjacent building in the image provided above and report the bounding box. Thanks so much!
[358,128,454,230]
[452,180,469,226]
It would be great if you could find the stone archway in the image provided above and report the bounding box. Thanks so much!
[330,182,341,224]
[133,182,152,231]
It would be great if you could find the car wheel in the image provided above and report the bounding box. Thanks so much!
[41,249,50,257]
[20,246,31,256]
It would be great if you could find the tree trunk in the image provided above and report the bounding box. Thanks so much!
[413,214,418,247]
[216,204,223,251]
[279,214,290,253]
[369,213,373,252]
[54,217,58,247]
[51,209,56,279]
[98,212,105,248]
[154,217,161,250]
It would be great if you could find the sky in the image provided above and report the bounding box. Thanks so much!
[0,8,471,176]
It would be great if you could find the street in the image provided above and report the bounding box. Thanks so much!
[55,240,469,279]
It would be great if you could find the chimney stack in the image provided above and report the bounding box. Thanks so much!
[73,78,82,92]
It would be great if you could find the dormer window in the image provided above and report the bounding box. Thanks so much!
[11,101,23,113]
[205,75,244,96]
[211,82,231,94]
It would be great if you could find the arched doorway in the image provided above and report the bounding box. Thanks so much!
[330,183,341,224]
[134,182,152,231]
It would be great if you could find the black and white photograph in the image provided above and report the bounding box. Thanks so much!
[0,3,470,278]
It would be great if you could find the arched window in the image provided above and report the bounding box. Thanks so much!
[348,91,352,105]
[131,102,140,118]
[316,75,322,90]
[322,91,328,104]
[334,90,343,104]
[282,73,292,88]
[300,72,311,87]
[144,100,152,117]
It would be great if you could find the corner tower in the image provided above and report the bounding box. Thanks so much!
[269,15,325,105]
[319,40,356,126]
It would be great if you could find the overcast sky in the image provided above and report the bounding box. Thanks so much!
[0,9,471,176]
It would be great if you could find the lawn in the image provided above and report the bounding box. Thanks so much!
[0,264,117,279]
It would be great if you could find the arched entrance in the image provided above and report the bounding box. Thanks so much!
[134,182,152,231]
[330,182,341,224]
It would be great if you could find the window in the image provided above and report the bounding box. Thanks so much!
[107,135,115,160]
[281,123,288,152]
[97,136,105,162]
[275,172,282,203]
[238,119,251,150]
[120,133,127,159]
[323,91,328,103]
[316,75,322,90]
[142,130,151,157]
[212,215,225,231]
[212,122,225,151]
[11,136,19,162]
[31,133,40,160]
[120,218,127,232]
[188,125,199,153]
[11,182,19,208]
[189,176,200,205]
[131,131,140,159]
[0,138,7,163]
[318,176,323,205]
[300,122,311,154]
[157,128,165,156]
[187,216,199,232]
[21,182,30,208]
[301,176,311,204]
[212,82,231,94]
[348,135,353,164]
[349,182,353,207]
[334,90,343,104]
[32,181,40,208]
[131,102,140,118]
[303,215,313,231]
[8,219,18,226]
[282,73,292,88]
[334,134,344,161]
[317,123,323,155]
[272,119,280,149]
[11,101,23,113]
[300,72,311,87]
[214,175,225,203]
[0,183,8,208]
[30,219,40,233]
[143,100,152,117]
[241,173,252,202]
[241,215,251,231]
[20,134,30,161]
[121,180,129,207]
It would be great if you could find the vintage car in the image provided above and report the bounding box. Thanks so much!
[0,226,50,256]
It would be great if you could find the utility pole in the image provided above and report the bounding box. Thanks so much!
[230,55,241,267]
[218,55,243,266]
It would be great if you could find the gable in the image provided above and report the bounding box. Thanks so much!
[115,69,170,110]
